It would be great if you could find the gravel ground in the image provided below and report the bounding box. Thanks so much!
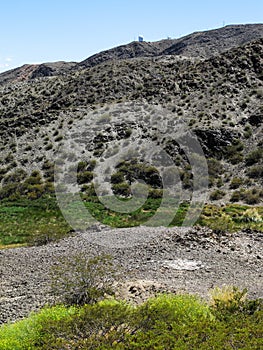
[0,225,262,324]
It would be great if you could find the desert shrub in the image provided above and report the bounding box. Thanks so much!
[42,160,55,181]
[24,145,32,151]
[245,148,263,165]
[228,152,244,164]
[210,189,226,201]
[243,190,261,205]
[50,254,117,306]
[0,167,9,178]
[24,184,46,200]
[110,171,124,184]
[87,159,97,171]
[45,143,53,151]
[2,168,27,185]
[112,182,131,197]
[81,183,97,198]
[229,177,243,189]
[216,177,223,187]
[246,165,263,179]
[209,286,262,319]
[4,153,14,164]
[44,181,55,193]
[22,171,42,186]
[148,188,163,199]
[243,125,252,138]
[230,190,242,202]
[96,113,111,124]
[0,183,20,200]
[224,139,244,164]
[77,171,93,184]
[230,188,262,204]
[77,161,87,172]
[54,135,63,142]
[207,158,224,178]
[179,169,193,189]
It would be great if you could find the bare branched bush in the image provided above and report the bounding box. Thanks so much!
[50,254,117,306]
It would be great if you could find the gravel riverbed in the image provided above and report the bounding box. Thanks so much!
[0,225,262,324]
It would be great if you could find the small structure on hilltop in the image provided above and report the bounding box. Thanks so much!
[138,35,144,42]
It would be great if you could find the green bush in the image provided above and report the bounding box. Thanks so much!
[112,182,131,197]
[77,170,93,184]
[35,300,133,349]
[135,293,213,330]
[0,291,262,350]
[115,160,162,190]
[209,286,262,320]
[0,305,76,350]
[111,171,124,184]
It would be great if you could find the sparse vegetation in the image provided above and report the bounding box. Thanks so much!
[0,27,263,349]
[246,165,263,179]
[245,148,263,165]
[50,254,116,306]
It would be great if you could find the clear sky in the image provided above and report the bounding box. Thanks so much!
[0,0,262,72]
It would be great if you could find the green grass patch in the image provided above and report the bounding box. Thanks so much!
[198,204,263,232]
[0,196,262,247]
[0,197,71,246]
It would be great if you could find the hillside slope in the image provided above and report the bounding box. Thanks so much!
[1,23,262,85]
[0,61,76,86]
[79,23,263,68]
[0,26,262,205]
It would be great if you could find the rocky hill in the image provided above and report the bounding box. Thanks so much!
[1,24,262,85]
[79,23,263,68]
[0,24,262,205]
[0,61,76,86]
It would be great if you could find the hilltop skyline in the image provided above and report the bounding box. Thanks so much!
[0,0,262,72]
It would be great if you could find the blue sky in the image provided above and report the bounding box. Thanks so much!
[0,0,262,72]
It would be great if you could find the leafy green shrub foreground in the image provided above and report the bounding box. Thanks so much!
[0,290,262,350]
